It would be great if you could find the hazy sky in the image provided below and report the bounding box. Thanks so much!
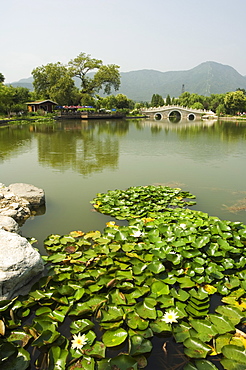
[1,0,245,82]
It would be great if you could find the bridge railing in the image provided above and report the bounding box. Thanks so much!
[140,105,215,114]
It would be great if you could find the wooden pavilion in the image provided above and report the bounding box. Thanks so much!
[26,100,57,113]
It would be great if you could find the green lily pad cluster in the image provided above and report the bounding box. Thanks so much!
[91,185,196,219]
[1,186,246,369]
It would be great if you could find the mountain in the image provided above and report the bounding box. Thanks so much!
[10,76,34,90]
[117,62,246,101]
[9,61,246,101]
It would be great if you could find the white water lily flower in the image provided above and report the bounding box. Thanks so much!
[130,230,142,237]
[71,333,88,350]
[162,310,179,324]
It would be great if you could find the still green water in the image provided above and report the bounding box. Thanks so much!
[0,118,246,255]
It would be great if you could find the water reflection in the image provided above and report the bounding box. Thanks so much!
[1,119,246,175]
[139,118,216,131]
[37,128,119,175]
[0,125,32,160]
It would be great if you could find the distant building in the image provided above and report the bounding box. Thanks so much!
[26,100,57,113]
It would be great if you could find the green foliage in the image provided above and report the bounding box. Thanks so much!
[151,93,164,107]
[31,53,121,106]
[178,92,205,109]
[97,94,134,112]
[91,185,196,219]
[1,186,246,369]
[224,91,246,115]
[32,62,79,105]
[166,94,171,105]
[176,91,227,113]
[216,103,226,116]
[0,72,5,83]
[0,85,31,116]
[68,52,120,95]
[191,102,204,110]
[80,93,96,107]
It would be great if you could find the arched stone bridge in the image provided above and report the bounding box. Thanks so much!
[141,105,216,122]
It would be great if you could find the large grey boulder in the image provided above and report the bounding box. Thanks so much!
[8,183,45,207]
[0,229,44,300]
[0,215,20,233]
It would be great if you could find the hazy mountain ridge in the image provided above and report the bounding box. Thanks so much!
[9,61,246,101]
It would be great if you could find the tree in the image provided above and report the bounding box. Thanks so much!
[68,53,120,95]
[14,86,32,104]
[236,88,246,95]
[93,64,121,95]
[177,92,191,107]
[191,102,204,110]
[189,93,204,107]
[0,73,5,83]
[151,94,164,107]
[165,94,171,105]
[0,85,32,116]
[80,94,96,107]
[171,97,177,105]
[224,91,246,115]
[207,94,225,112]
[177,92,207,109]
[216,104,226,116]
[115,94,134,110]
[99,95,117,110]
[32,62,79,105]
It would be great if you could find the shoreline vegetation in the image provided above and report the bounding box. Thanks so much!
[0,114,246,127]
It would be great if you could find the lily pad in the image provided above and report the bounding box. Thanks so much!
[129,335,152,356]
[183,337,212,358]
[222,345,246,364]
[102,328,128,347]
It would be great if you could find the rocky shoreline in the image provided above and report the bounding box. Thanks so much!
[0,183,45,300]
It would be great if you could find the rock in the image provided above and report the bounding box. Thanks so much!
[8,183,45,207]
[0,216,20,233]
[0,229,44,300]
[0,183,46,299]
[1,208,21,219]
[0,183,44,224]
[4,192,16,200]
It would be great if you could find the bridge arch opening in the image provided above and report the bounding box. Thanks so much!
[188,113,195,121]
[154,113,163,120]
[168,110,181,123]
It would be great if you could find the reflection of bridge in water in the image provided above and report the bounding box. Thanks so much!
[139,119,217,131]
[141,105,217,122]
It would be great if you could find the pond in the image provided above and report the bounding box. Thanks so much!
[1,118,245,255]
[1,117,246,369]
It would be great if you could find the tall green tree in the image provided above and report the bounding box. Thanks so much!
[165,94,171,105]
[177,92,191,107]
[0,85,31,116]
[207,94,225,112]
[32,62,79,105]
[224,91,246,115]
[151,94,164,107]
[68,53,120,95]
[115,94,134,110]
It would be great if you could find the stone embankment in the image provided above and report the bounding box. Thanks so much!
[0,183,45,300]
